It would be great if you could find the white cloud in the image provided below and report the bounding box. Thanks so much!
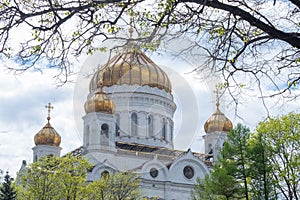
[0,69,81,176]
[1,0,299,179]
[1,47,299,178]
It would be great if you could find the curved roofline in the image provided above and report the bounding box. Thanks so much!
[89,47,172,93]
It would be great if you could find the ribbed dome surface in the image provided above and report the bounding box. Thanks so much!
[204,107,233,134]
[34,122,61,147]
[89,48,172,93]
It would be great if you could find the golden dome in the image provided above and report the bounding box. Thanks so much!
[204,104,233,134]
[34,121,61,147]
[34,103,61,147]
[84,86,115,114]
[89,47,172,93]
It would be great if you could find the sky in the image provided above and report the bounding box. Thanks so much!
[0,4,299,176]
[0,47,299,178]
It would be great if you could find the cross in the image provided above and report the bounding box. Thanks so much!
[213,87,222,109]
[45,102,54,122]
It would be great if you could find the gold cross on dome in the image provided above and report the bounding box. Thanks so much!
[213,87,221,109]
[45,102,54,122]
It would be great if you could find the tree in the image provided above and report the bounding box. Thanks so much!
[222,124,251,200]
[191,164,240,200]
[192,113,300,200]
[0,0,299,105]
[86,171,143,200]
[17,154,93,200]
[0,171,17,200]
[17,154,144,200]
[256,113,300,200]
[248,131,277,200]
[192,124,252,200]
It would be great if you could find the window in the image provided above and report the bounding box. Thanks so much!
[150,168,159,178]
[101,170,110,179]
[183,166,194,179]
[162,118,166,140]
[101,123,109,137]
[115,114,120,136]
[208,143,213,154]
[147,114,153,137]
[131,113,138,136]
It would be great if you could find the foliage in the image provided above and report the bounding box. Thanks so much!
[17,154,145,200]
[221,124,251,200]
[247,131,277,199]
[17,154,93,200]
[0,0,299,104]
[192,124,251,200]
[191,165,239,200]
[192,115,300,200]
[0,171,17,200]
[256,113,300,200]
[87,171,143,200]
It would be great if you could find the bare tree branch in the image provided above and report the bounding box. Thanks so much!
[0,0,299,113]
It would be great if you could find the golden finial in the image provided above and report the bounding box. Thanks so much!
[96,80,104,93]
[213,87,221,110]
[45,102,54,122]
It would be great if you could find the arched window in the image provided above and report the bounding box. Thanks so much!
[131,113,138,136]
[101,170,110,179]
[162,118,166,140]
[115,113,120,137]
[208,143,213,154]
[147,114,153,137]
[101,123,109,138]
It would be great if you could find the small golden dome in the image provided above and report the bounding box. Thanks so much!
[34,122,61,147]
[204,104,233,134]
[89,47,172,93]
[34,103,61,147]
[84,86,115,114]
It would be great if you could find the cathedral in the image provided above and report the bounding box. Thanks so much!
[21,43,233,200]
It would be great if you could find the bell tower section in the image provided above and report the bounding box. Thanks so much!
[203,89,233,161]
[83,83,116,152]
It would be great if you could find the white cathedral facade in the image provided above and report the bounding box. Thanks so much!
[24,45,233,200]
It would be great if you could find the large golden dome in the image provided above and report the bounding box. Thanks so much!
[204,103,233,134]
[34,121,61,147]
[84,85,115,114]
[89,47,172,93]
